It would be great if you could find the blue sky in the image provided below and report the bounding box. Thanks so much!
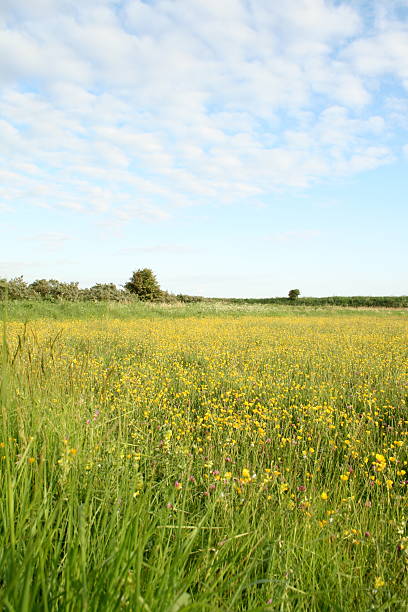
[0,0,407,297]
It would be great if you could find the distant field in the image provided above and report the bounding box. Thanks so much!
[1,299,408,321]
[1,312,407,610]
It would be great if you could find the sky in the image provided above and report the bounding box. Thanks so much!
[0,0,407,298]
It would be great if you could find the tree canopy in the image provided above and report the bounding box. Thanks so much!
[288,288,300,301]
[124,268,163,301]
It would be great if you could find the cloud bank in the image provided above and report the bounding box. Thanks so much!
[0,0,407,222]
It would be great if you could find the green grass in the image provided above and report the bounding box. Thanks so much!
[1,299,407,322]
[0,312,407,610]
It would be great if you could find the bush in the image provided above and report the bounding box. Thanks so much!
[175,294,204,303]
[29,279,80,301]
[0,276,30,300]
[81,283,131,302]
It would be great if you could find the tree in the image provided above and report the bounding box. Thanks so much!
[124,268,163,301]
[288,288,300,301]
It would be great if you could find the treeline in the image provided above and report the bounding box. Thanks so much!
[0,277,128,302]
[1,276,407,307]
[208,296,408,307]
[0,276,174,303]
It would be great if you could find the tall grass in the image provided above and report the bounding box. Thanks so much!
[0,313,407,610]
[1,300,408,322]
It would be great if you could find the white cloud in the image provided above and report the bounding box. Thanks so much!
[344,30,408,87]
[114,202,170,223]
[0,0,407,223]
[26,232,73,251]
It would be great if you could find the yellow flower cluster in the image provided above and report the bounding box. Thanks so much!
[3,314,408,534]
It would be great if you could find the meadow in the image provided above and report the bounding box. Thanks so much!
[0,304,407,610]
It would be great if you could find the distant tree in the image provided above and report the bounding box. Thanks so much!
[125,268,163,301]
[288,288,300,301]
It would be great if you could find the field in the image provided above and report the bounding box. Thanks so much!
[1,304,407,611]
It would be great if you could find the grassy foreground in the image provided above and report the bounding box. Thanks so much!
[1,310,407,610]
